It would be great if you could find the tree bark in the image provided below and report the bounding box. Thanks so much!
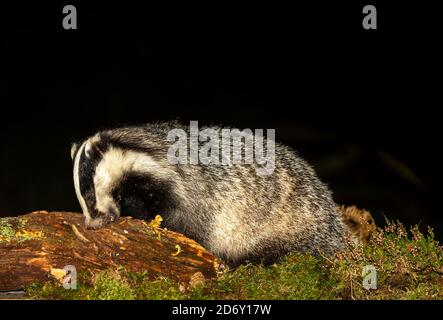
[0,211,218,291]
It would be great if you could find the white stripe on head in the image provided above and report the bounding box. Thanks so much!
[73,140,92,223]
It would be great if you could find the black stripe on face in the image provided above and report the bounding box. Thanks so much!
[78,138,107,219]
[112,172,177,221]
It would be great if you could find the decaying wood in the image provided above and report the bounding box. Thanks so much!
[0,211,218,291]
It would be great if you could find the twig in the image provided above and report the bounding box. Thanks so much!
[71,224,90,243]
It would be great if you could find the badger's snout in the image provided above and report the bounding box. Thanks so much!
[85,208,119,229]
[85,216,107,229]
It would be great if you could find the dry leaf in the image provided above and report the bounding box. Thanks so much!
[50,268,67,281]
[148,215,163,228]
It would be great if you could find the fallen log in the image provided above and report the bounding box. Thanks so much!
[0,211,219,291]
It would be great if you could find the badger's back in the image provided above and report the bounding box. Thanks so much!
[73,122,345,265]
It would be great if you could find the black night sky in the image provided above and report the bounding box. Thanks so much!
[0,3,440,238]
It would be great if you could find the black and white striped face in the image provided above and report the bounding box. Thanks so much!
[71,133,177,229]
[71,135,117,229]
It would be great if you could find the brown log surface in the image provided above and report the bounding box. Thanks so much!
[0,211,218,291]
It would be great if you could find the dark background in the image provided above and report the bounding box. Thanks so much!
[0,3,440,238]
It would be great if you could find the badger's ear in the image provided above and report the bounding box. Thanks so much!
[84,134,103,159]
[71,143,79,160]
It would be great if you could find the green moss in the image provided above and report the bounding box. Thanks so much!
[25,222,443,300]
[25,270,134,300]
[0,217,28,242]
[25,270,94,300]
[198,254,334,300]
[0,218,15,240]
[26,281,91,300]
[90,271,135,300]
[137,277,186,300]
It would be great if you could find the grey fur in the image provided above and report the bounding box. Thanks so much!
[72,121,345,265]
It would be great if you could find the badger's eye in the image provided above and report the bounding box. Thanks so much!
[112,188,123,203]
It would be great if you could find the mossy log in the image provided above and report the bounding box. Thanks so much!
[0,211,218,291]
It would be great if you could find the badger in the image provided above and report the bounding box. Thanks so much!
[71,121,345,266]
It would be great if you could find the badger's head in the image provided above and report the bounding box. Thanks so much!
[71,133,176,229]
[71,134,118,229]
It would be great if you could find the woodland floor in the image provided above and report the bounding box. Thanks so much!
[1,211,443,300]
